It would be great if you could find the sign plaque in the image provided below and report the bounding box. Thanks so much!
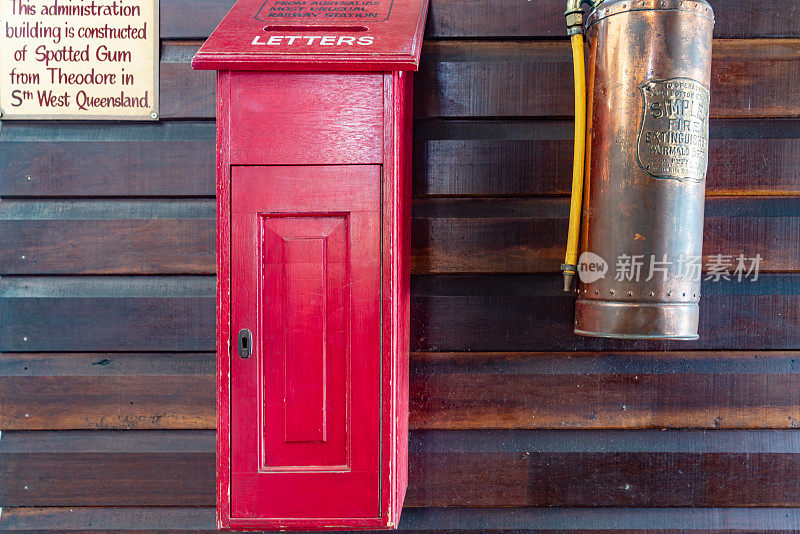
[0,0,158,120]
[636,77,710,183]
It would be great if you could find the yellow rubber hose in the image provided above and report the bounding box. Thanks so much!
[562,32,586,291]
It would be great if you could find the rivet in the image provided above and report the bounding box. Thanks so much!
[21,255,25,260]
[594,290,599,295]
[667,291,672,297]
[627,291,633,296]
[683,292,687,297]
[150,112,158,120]
[609,289,616,295]
[23,336,28,341]
[26,175,32,181]
[649,291,655,297]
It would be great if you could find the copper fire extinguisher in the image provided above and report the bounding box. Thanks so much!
[561,0,715,339]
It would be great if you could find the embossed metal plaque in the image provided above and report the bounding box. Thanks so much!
[636,78,710,182]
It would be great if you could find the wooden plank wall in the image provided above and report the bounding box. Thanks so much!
[2,0,800,531]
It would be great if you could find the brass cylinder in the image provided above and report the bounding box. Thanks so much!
[575,0,714,339]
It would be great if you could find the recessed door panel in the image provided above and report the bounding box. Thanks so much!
[260,216,347,470]
[230,165,381,519]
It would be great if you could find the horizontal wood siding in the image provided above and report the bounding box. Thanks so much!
[3,352,800,431]
[0,197,797,274]
[1,0,799,532]
[4,119,800,197]
[158,0,800,40]
[3,430,800,507]
[2,274,800,352]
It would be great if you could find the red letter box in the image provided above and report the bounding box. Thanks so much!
[192,0,427,530]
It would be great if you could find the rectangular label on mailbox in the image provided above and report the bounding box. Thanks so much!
[255,0,393,22]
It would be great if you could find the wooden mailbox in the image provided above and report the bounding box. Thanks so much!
[192,0,427,530]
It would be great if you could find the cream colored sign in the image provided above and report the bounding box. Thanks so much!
[0,0,158,120]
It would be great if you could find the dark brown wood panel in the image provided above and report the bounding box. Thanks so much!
[0,277,215,352]
[422,0,800,40]
[0,431,215,506]
[4,352,800,431]
[5,119,800,198]
[415,40,800,119]
[2,274,798,352]
[160,0,235,39]
[156,40,800,120]
[410,351,800,430]
[412,196,800,273]
[159,42,215,120]
[0,507,217,533]
[0,122,215,198]
[4,506,800,533]
[414,119,800,197]
[0,201,215,275]
[4,430,800,507]
[0,353,214,430]
[1,196,793,275]
[158,0,800,40]
[411,273,800,352]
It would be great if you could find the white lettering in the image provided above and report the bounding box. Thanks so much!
[250,34,374,46]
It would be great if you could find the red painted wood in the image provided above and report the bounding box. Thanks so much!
[203,0,419,521]
[231,165,381,521]
[215,70,233,532]
[262,217,342,456]
[191,0,428,71]
[214,70,413,530]
[229,72,384,165]
[281,234,328,445]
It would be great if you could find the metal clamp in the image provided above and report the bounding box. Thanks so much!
[565,0,602,35]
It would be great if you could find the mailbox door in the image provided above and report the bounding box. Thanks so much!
[230,165,381,520]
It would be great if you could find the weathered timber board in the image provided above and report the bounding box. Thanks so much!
[3,430,800,507]
[152,41,800,120]
[3,120,799,197]
[158,0,800,40]
[4,351,800,430]
[2,274,799,351]
[0,197,795,274]
[4,506,800,532]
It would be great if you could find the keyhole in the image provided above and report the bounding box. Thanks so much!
[238,329,252,358]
